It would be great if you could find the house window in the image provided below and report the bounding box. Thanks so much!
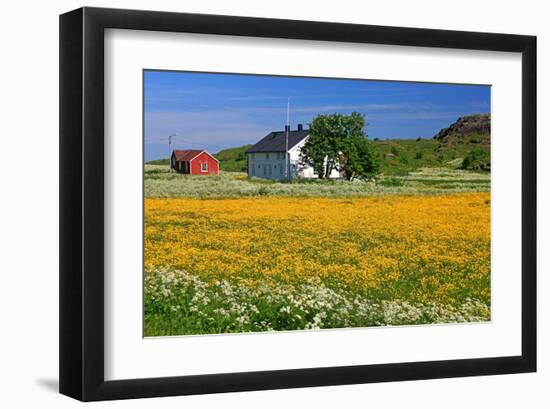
[266,153,270,159]
[201,162,207,172]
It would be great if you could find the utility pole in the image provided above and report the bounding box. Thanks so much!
[168,134,175,172]
[285,98,290,180]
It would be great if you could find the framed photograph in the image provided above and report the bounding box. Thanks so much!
[59,7,536,401]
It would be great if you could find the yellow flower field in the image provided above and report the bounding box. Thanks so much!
[144,193,491,335]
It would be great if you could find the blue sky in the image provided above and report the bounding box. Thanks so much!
[144,70,490,162]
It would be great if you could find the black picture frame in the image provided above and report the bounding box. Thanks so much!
[59,6,537,401]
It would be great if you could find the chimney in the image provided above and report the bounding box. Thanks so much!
[297,124,303,131]
[284,125,290,132]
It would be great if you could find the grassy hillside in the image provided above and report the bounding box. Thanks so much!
[214,145,251,172]
[372,113,490,174]
[372,138,443,174]
[148,137,488,175]
[146,114,490,174]
[371,137,488,174]
[147,158,170,165]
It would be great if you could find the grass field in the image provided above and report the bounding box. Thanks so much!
[145,165,490,198]
[144,169,491,336]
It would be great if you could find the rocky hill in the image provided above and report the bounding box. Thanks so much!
[434,113,490,147]
[433,113,490,171]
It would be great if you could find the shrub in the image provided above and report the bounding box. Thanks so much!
[461,148,490,171]
[378,178,404,187]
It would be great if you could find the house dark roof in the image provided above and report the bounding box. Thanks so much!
[172,149,203,161]
[246,130,309,153]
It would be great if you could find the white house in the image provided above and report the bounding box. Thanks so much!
[246,124,341,180]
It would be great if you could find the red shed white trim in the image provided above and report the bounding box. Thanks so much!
[171,149,219,175]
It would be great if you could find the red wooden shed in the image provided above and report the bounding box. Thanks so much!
[171,149,219,175]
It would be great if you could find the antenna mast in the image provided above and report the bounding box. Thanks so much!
[285,98,290,180]
[168,134,175,172]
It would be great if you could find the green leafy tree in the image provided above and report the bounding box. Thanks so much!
[340,134,379,180]
[301,112,376,179]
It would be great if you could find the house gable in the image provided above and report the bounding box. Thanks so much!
[246,129,309,153]
[188,150,219,163]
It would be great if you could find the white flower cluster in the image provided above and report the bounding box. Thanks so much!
[144,268,490,335]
